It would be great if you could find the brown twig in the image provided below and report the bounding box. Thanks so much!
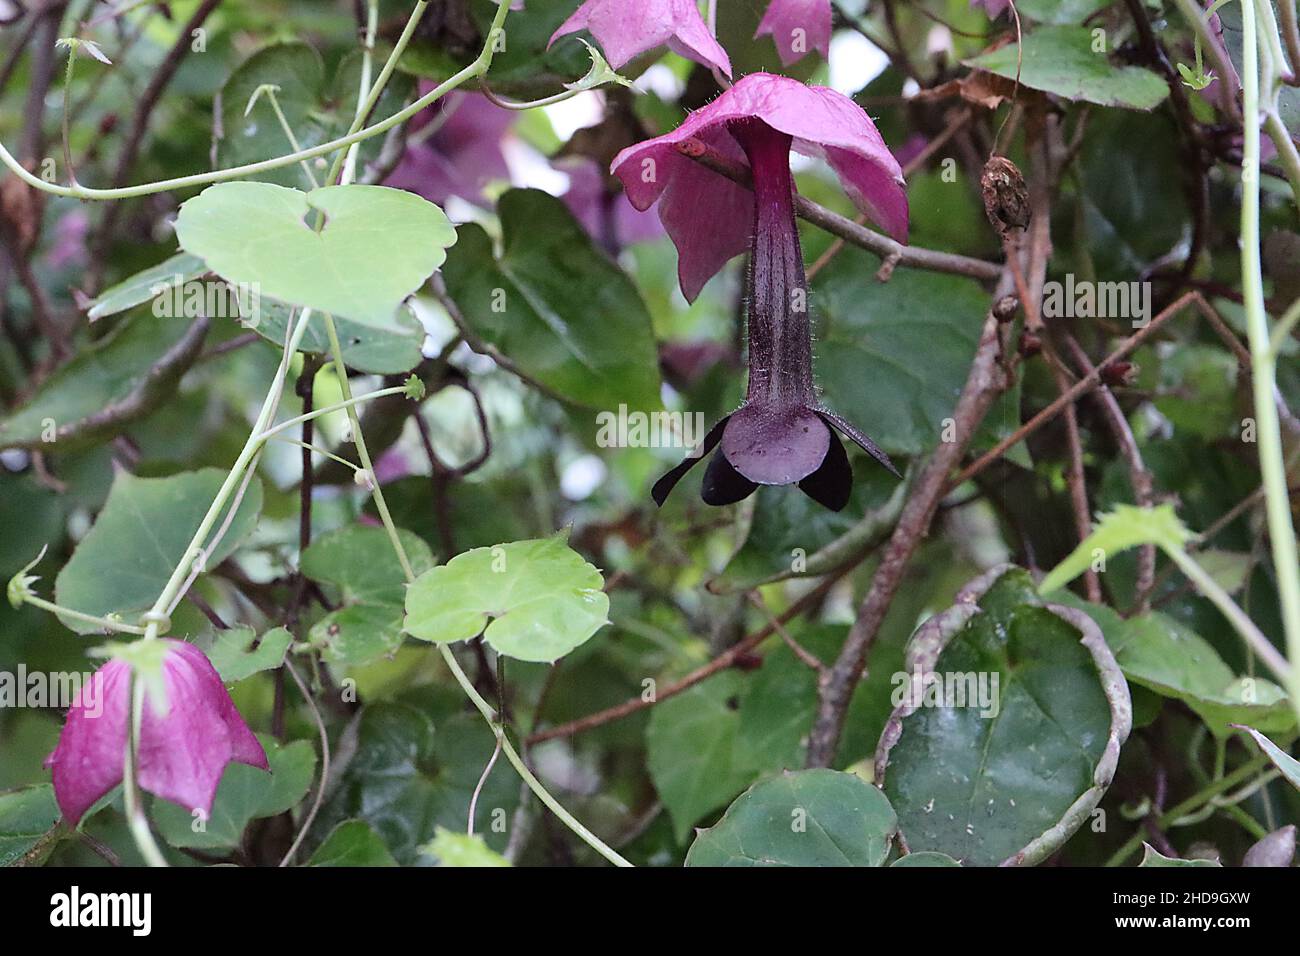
[807,108,972,281]
[677,139,1003,283]
[526,571,844,745]
[90,0,223,278]
[805,287,1019,767]
[950,291,1199,490]
[1062,333,1157,612]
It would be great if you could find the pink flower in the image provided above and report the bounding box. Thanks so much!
[560,157,663,251]
[549,0,732,77]
[611,72,907,302]
[970,0,1011,16]
[755,0,831,66]
[45,640,268,825]
[385,90,514,209]
[625,104,903,510]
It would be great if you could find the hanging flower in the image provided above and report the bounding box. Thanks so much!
[45,640,268,825]
[549,0,732,78]
[385,90,514,209]
[970,0,1011,17]
[611,74,906,510]
[755,0,832,66]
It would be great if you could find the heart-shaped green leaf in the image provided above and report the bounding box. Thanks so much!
[402,535,609,663]
[648,672,755,843]
[685,769,898,867]
[174,182,455,330]
[202,625,293,683]
[300,524,435,667]
[876,566,1131,866]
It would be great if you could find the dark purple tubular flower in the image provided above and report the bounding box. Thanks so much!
[634,123,900,510]
[612,74,905,511]
[45,640,268,825]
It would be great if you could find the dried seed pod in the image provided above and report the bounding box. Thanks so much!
[981,155,1030,239]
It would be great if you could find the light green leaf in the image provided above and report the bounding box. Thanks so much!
[153,737,315,849]
[422,827,511,867]
[441,188,662,411]
[300,524,435,667]
[890,851,961,867]
[647,672,754,843]
[54,469,263,634]
[1140,844,1221,867]
[174,182,455,330]
[878,567,1131,866]
[1236,726,1300,791]
[965,25,1169,110]
[308,820,398,866]
[1039,504,1196,595]
[86,253,208,321]
[685,769,897,867]
[0,314,208,452]
[203,626,293,683]
[403,535,608,664]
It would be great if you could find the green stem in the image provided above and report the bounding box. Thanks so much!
[123,676,169,867]
[22,595,148,635]
[256,383,407,444]
[1166,547,1292,683]
[437,643,633,867]
[0,0,510,201]
[255,86,318,188]
[1243,0,1300,716]
[334,0,384,187]
[319,315,415,580]
[143,309,314,631]
[1105,755,1271,866]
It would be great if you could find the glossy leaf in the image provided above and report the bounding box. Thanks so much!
[54,469,263,633]
[685,769,897,866]
[86,253,209,321]
[966,26,1169,110]
[307,820,398,866]
[441,188,662,411]
[877,566,1131,866]
[0,785,63,866]
[0,315,207,452]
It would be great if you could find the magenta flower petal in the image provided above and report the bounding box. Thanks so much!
[45,640,268,825]
[612,72,907,301]
[755,0,832,66]
[384,91,513,209]
[549,0,732,77]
